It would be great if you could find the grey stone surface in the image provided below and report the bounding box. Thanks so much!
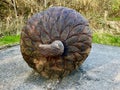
[0,44,120,90]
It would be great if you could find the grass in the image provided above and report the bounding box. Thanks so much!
[0,0,119,48]
[109,17,120,21]
[0,35,20,46]
[0,33,120,47]
[93,33,120,47]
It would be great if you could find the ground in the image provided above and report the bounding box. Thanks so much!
[0,44,120,90]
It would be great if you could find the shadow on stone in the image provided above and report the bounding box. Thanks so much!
[24,70,48,86]
[23,66,86,90]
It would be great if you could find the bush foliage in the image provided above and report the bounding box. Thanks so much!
[0,0,120,36]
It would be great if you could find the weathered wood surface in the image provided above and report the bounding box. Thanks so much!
[20,7,92,78]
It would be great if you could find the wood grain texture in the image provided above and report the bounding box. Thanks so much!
[20,6,92,79]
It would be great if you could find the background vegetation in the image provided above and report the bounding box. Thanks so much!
[0,0,120,46]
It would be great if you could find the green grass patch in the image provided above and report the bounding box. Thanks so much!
[0,33,120,47]
[93,33,120,47]
[108,17,120,21]
[0,35,20,46]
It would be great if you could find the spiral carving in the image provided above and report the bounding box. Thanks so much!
[20,7,92,79]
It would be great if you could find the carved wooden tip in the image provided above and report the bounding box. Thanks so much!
[39,40,64,57]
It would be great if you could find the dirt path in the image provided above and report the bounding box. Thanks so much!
[0,44,120,90]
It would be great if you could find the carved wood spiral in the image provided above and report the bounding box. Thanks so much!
[20,7,92,79]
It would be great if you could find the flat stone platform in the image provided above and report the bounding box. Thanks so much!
[0,44,120,90]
